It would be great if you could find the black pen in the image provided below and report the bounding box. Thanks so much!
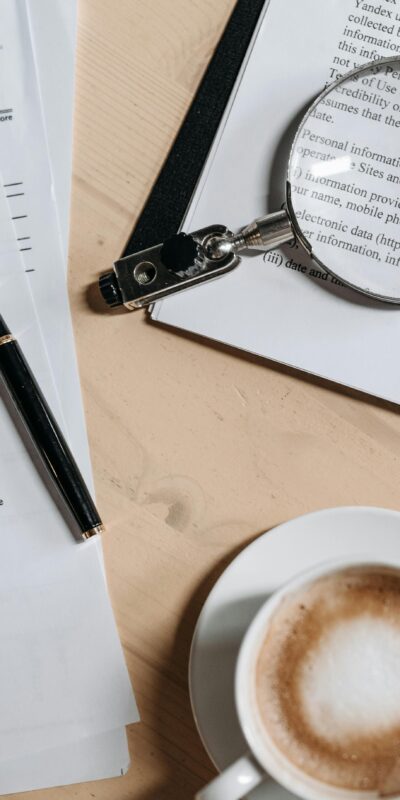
[0,314,104,540]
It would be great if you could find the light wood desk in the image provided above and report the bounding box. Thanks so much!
[14,1,400,798]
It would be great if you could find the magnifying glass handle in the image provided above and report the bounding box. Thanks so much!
[221,209,294,254]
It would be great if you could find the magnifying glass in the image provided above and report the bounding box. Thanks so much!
[99,56,400,310]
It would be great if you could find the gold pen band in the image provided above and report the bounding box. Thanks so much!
[0,334,16,346]
[82,523,105,540]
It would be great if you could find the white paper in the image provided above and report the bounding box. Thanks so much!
[26,0,77,261]
[0,188,61,424]
[0,2,136,789]
[0,522,138,762]
[0,728,129,794]
[1,0,92,486]
[26,0,133,782]
[0,186,139,762]
[154,0,400,405]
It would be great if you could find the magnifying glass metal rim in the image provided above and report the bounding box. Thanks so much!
[286,55,400,305]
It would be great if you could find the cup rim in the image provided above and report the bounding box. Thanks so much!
[234,554,400,800]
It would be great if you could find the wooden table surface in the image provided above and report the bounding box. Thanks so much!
[14,0,400,798]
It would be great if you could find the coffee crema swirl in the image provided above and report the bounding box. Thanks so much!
[254,566,400,794]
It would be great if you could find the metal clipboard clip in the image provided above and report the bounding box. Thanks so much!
[99,211,294,310]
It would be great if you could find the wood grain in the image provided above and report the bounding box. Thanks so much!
[11,0,400,798]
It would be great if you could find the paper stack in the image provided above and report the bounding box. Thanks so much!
[0,0,139,793]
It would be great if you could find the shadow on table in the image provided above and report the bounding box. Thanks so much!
[151,317,400,415]
[127,529,272,800]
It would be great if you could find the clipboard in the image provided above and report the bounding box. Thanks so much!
[122,0,266,258]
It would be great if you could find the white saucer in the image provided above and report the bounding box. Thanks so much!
[189,506,400,800]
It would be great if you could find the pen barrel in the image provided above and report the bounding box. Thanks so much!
[0,332,103,539]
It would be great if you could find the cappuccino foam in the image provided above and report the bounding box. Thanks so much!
[254,566,400,793]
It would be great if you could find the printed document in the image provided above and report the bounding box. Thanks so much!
[0,180,138,765]
[0,1,138,792]
[1,0,91,480]
[154,0,400,404]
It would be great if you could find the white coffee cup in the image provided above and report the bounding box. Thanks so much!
[195,555,400,800]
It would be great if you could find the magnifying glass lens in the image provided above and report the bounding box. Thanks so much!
[288,58,400,301]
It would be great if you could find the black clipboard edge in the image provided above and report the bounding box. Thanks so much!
[122,0,267,258]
